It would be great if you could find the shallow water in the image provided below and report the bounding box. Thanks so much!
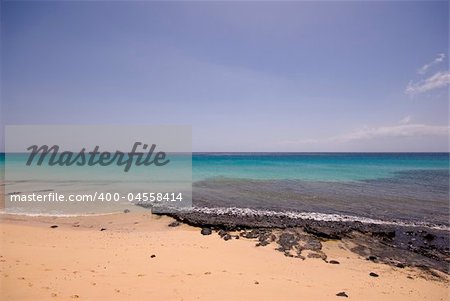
[1,153,449,227]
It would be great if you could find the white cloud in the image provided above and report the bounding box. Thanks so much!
[405,71,450,96]
[281,122,449,146]
[332,123,449,142]
[398,116,412,124]
[417,53,445,74]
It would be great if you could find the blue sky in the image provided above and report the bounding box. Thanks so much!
[1,1,449,151]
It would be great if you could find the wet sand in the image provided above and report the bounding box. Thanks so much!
[0,211,448,300]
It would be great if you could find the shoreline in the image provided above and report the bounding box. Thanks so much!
[3,202,450,274]
[146,205,450,274]
[1,211,449,300]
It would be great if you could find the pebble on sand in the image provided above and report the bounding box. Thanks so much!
[168,221,181,227]
[201,228,212,235]
[336,291,348,297]
[223,234,232,241]
[329,260,340,264]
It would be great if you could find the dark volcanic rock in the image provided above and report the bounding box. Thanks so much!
[100,228,107,231]
[304,224,342,240]
[302,238,323,252]
[50,225,58,229]
[371,230,395,240]
[218,230,227,238]
[307,252,327,260]
[423,233,435,241]
[256,240,270,247]
[277,233,299,253]
[123,209,130,213]
[369,272,379,277]
[142,204,450,274]
[223,234,232,241]
[201,228,212,235]
[336,292,348,297]
[258,232,271,242]
[168,221,181,227]
[241,230,261,239]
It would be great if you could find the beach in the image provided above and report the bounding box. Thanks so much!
[1,153,449,299]
[1,210,448,301]
[2,1,449,300]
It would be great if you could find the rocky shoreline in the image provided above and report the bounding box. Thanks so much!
[143,205,450,275]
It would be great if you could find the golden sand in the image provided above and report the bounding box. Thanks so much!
[1,211,448,300]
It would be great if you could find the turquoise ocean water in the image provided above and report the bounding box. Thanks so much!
[192,152,448,181]
[1,153,449,227]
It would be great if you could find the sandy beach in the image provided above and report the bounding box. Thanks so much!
[2,1,449,300]
[1,210,448,301]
